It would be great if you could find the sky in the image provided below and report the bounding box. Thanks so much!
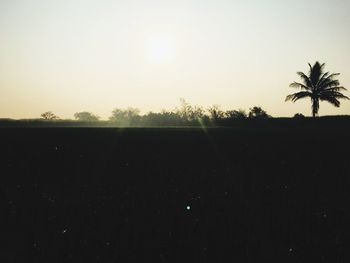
[0,0,349,119]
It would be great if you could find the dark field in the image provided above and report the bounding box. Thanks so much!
[1,123,350,262]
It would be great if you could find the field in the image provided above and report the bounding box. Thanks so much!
[1,121,350,262]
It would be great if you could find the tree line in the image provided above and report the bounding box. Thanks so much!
[40,100,272,127]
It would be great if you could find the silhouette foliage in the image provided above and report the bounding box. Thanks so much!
[176,98,208,124]
[248,106,270,119]
[35,100,273,127]
[109,107,141,126]
[294,113,305,119]
[208,105,225,122]
[286,61,349,117]
[74,112,100,122]
[41,111,59,120]
[225,109,248,119]
[104,100,272,126]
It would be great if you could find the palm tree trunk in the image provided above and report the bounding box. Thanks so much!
[312,98,319,118]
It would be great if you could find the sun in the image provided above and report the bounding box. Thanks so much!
[144,34,176,64]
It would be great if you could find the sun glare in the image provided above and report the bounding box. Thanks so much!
[144,34,176,64]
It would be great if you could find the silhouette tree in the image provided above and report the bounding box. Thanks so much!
[294,113,305,119]
[208,105,224,121]
[176,98,192,122]
[109,107,140,126]
[225,109,247,119]
[74,112,100,122]
[248,106,270,119]
[41,111,59,120]
[286,62,349,117]
[176,98,208,124]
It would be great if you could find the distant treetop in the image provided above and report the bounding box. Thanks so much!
[74,112,100,122]
[41,111,59,120]
[248,106,270,119]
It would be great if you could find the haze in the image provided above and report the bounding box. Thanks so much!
[0,0,349,119]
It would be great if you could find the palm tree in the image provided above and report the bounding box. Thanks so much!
[286,62,349,117]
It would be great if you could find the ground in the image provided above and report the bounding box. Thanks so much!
[0,123,350,262]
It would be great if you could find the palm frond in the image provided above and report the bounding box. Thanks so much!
[310,62,325,86]
[297,72,312,87]
[308,63,313,73]
[285,91,312,102]
[317,71,330,86]
[324,86,347,92]
[320,96,341,107]
[318,73,340,87]
[322,73,340,80]
[319,72,330,80]
[320,91,349,106]
[323,91,349,100]
[319,79,340,90]
[289,82,311,90]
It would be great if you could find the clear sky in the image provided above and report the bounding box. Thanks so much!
[0,0,349,119]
